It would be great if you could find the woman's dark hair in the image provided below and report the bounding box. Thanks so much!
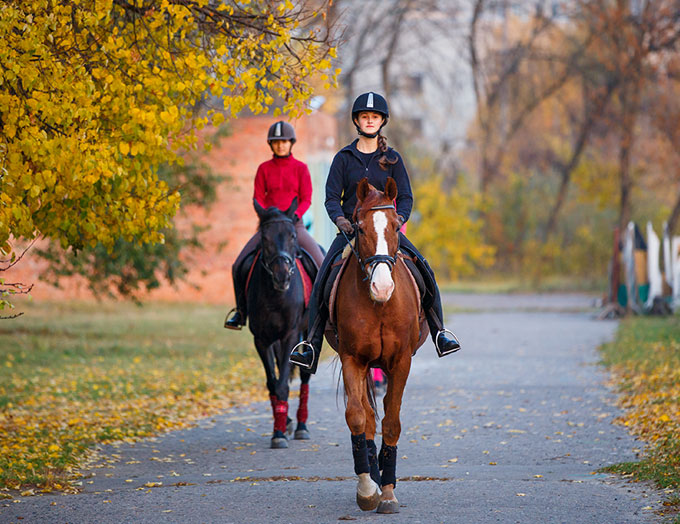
[377,133,399,171]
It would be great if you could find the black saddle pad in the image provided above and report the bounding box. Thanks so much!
[322,252,344,308]
[401,255,426,298]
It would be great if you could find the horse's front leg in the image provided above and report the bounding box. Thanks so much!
[378,354,412,514]
[255,338,288,449]
[341,355,380,511]
[272,333,300,441]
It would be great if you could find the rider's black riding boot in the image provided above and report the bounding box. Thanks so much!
[398,233,460,357]
[224,308,245,330]
[426,305,461,357]
[224,264,248,330]
[411,243,461,357]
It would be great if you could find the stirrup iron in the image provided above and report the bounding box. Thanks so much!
[435,328,461,357]
[224,307,244,330]
[290,341,315,370]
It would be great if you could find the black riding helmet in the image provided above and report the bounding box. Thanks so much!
[351,92,389,138]
[267,121,296,144]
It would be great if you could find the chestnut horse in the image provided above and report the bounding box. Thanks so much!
[334,178,421,514]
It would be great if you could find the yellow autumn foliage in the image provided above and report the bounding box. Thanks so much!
[408,176,495,279]
[0,302,283,493]
[0,0,336,257]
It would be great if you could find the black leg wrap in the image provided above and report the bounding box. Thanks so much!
[351,433,370,475]
[367,439,380,486]
[379,443,398,487]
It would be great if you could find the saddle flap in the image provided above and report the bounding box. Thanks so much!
[244,250,261,298]
[296,258,313,308]
[298,247,320,282]
[398,254,428,354]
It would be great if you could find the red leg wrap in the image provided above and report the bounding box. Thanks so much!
[273,399,289,433]
[269,394,277,411]
[297,383,309,423]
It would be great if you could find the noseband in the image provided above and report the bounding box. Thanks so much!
[344,204,397,281]
[260,218,297,279]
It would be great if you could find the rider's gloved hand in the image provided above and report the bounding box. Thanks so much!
[335,216,354,235]
[397,215,405,228]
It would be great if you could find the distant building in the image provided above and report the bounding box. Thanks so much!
[5,111,338,304]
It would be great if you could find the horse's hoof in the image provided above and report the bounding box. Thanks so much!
[271,430,289,449]
[270,437,288,449]
[294,422,310,440]
[294,428,310,440]
[356,491,380,511]
[376,500,400,514]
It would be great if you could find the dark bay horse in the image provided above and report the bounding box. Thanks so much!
[334,178,421,513]
[248,198,312,448]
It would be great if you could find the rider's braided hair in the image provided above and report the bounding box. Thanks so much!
[377,133,399,171]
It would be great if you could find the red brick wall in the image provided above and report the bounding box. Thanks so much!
[4,112,338,305]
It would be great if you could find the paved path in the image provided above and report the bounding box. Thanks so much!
[2,294,664,523]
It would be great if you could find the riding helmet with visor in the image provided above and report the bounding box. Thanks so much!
[267,121,296,144]
[351,92,389,137]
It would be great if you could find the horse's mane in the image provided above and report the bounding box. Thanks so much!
[257,206,292,229]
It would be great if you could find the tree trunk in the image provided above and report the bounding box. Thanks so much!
[542,79,617,243]
[617,80,641,232]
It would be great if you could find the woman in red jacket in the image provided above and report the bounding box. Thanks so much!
[224,121,325,329]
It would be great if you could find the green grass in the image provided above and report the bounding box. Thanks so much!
[0,300,268,492]
[599,314,680,522]
[599,315,680,371]
[442,274,605,294]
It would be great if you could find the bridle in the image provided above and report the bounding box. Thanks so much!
[259,217,297,279]
[343,203,397,281]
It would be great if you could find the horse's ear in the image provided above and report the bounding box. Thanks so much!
[285,197,298,219]
[253,198,266,219]
[385,177,398,201]
[356,177,370,202]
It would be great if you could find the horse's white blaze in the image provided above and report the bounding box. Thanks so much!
[357,472,379,498]
[370,211,395,302]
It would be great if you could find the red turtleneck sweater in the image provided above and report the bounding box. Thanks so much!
[253,154,312,219]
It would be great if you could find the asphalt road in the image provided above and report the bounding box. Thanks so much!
[1,293,665,524]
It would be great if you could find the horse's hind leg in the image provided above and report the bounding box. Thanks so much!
[294,369,311,440]
[341,355,380,511]
[377,355,412,514]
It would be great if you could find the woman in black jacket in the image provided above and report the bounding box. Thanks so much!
[290,92,460,373]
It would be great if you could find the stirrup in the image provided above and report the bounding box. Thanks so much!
[289,341,315,370]
[435,329,461,357]
[224,307,244,330]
